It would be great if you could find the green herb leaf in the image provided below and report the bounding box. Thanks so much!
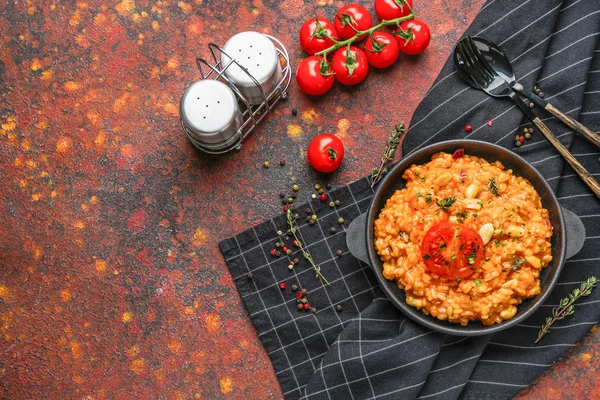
[474,280,481,287]
[423,254,430,260]
[436,197,457,212]
[488,178,499,195]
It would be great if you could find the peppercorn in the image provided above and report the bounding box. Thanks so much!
[291,284,298,291]
[282,199,287,205]
[309,220,315,225]
[487,120,493,126]
[320,194,327,202]
[310,307,316,313]
[515,140,522,147]
[528,128,534,133]
[311,215,317,220]
[285,234,290,239]
[282,246,288,253]
[301,298,308,304]
[270,249,277,257]
[311,194,317,199]
[247,272,254,280]
[314,184,321,190]
[522,128,529,134]
[338,217,345,224]
[286,249,292,255]
[279,159,286,166]
[336,249,343,256]
[330,227,337,234]
[336,304,343,312]
[293,240,300,247]
[296,291,303,299]
[294,213,299,219]
[302,289,308,295]
[288,197,294,204]
[303,303,310,310]
[279,192,285,198]
[538,91,544,97]
[279,282,286,289]
[305,217,311,223]
[263,161,270,168]
[275,242,281,248]
[326,183,332,190]
[291,193,297,199]
[318,188,325,195]
[525,132,531,140]
[297,303,304,310]
[519,136,525,143]
[329,201,335,208]
[275,250,281,256]
[292,184,299,192]
[533,85,539,92]
[292,108,298,116]
[465,124,472,132]
[529,102,534,108]
[514,135,520,142]
[277,230,283,236]
[335,200,341,206]
[305,208,312,214]
[288,264,294,270]
[293,258,299,264]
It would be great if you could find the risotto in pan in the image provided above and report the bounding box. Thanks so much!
[374,151,553,326]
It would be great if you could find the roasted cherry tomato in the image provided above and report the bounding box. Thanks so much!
[421,222,484,280]
[299,17,339,55]
[364,32,400,68]
[395,19,431,55]
[296,56,334,96]
[334,4,373,41]
[307,134,345,173]
[332,46,369,85]
[374,0,413,21]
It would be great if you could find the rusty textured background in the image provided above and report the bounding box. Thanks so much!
[0,0,598,398]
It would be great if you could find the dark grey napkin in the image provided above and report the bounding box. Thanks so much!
[219,0,600,398]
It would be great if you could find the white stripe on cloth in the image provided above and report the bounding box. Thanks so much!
[416,383,466,399]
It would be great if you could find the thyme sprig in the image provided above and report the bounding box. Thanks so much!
[436,196,457,212]
[371,123,405,187]
[286,209,330,285]
[487,178,499,195]
[535,276,596,343]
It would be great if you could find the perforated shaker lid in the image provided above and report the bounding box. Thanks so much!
[179,80,240,140]
[221,31,279,89]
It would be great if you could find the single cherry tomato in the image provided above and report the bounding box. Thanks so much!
[395,19,431,55]
[332,46,369,85]
[364,32,400,68]
[420,222,484,280]
[374,0,413,21]
[296,56,334,96]
[299,17,339,56]
[334,4,373,41]
[307,134,345,173]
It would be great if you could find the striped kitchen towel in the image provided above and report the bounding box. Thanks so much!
[219,0,600,398]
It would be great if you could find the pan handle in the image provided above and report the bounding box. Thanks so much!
[346,213,370,264]
[347,207,584,265]
[562,206,585,259]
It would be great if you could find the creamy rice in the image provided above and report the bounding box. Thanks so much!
[374,151,553,325]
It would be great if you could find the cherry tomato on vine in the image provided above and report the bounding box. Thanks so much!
[420,222,484,280]
[332,46,369,85]
[364,32,400,68]
[374,0,413,21]
[395,19,431,55]
[299,17,339,56]
[307,134,345,173]
[296,56,334,96]
[334,4,373,41]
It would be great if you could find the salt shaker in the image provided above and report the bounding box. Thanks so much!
[179,79,244,152]
[221,31,283,105]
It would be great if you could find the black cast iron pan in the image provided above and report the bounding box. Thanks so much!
[347,140,585,336]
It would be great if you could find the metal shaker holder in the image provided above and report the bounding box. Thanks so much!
[181,34,292,154]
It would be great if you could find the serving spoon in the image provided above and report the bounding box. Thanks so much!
[470,36,600,148]
[454,37,600,199]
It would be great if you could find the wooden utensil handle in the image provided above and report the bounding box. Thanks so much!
[545,103,600,148]
[533,117,600,199]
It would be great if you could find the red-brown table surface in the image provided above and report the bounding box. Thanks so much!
[0,0,598,398]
